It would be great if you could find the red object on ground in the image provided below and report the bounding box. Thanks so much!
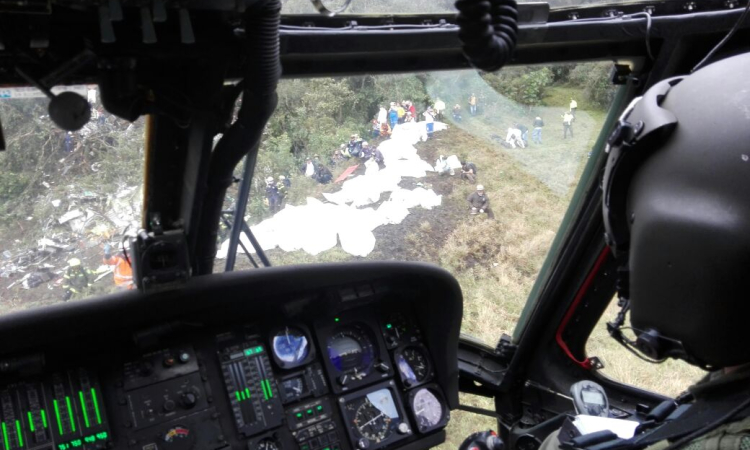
[334,164,360,183]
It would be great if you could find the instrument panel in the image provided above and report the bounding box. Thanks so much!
[0,263,461,450]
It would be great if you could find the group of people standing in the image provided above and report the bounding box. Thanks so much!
[502,98,578,148]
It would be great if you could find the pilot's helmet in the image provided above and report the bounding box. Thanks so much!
[602,52,750,369]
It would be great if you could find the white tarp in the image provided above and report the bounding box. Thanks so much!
[218,122,447,258]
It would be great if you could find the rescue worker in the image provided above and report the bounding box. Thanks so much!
[103,244,134,290]
[434,98,446,121]
[424,107,436,138]
[396,103,406,124]
[360,141,372,159]
[569,97,577,116]
[469,93,478,115]
[467,185,494,219]
[276,176,288,210]
[461,161,477,183]
[516,123,529,146]
[539,52,750,450]
[435,155,453,176]
[302,158,316,177]
[314,163,332,184]
[407,101,416,118]
[62,258,92,300]
[453,104,462,122]
[561,111,574,139]
[389,104,398,130]
[377,105,387,125]
[532,116,544,144]
[265,176,281,214]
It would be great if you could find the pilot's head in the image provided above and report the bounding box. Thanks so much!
[602,52,750,369]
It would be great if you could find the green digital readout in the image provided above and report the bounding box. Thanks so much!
[57,431,109,450]
[243,346,264,356]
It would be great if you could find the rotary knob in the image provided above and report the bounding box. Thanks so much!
[181,392,198,409]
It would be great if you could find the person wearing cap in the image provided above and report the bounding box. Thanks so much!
[435,155,454,176]
[467,185,494,219]
[265,176,281,214]
[62,258,93,301]
[424,107,436,138]
[276,176,289,210]
[532,116,544,144]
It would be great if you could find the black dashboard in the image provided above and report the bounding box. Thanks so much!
[0,263,462,450]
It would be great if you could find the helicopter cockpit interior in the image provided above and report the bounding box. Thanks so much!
[0,1,748,450]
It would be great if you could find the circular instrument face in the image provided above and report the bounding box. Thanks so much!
[401,347,429,382]
[257,438,279,450]
[281,377,304,400]
[411,388,444,430]
[272,327,310,366]
[327,324,376,377]
[346,389,399,443]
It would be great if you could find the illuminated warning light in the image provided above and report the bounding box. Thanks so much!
[334,318,340,322]
[244,346,265,356]
[386,324,392,329]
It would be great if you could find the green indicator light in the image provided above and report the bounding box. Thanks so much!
[244,349,252,356]
[71,438,82,448]
[241,391,247,401]
[16,420,23,447]
[84,436,96,443]
[41,410,47,429]
[306,409,313,415]
[65,396,76,432]
[235,391,242,402]
[316,405,323,411]
[296,413,302,418]
[266,380,273,398]
[260,382,268,400]
[2,422,9,450]
[78,391,90,428]
[90,389,102,425]
[255,346,263,353]
[386,324,392,329]
[245,388,251,399]
[334,317,340,322]
[27,412,34,432]
[96,431,108,440]
[53,400,63,436]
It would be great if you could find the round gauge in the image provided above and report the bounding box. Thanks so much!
[396,346,430,387]
[281,377,304,401]
[347,389,400,443]
[256,438,279,450]
[411,388,444,431]
[272,326,311,368]
[327,324,376,379]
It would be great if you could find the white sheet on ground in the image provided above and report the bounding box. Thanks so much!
[218,124,448,258]
[446,155,463,170]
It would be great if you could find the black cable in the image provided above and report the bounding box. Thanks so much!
[692,1,750,72]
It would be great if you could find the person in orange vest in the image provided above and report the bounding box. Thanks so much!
[103,244,134,290]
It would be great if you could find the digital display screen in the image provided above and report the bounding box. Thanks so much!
[582,390,605,406]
